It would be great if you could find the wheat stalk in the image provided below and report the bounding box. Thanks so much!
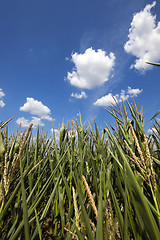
[82,175,98,218]
[129,124,145,165]
[72,187,80,231]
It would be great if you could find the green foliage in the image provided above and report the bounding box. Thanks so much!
[0,100,160,239]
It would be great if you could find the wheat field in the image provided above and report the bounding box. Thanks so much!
[0,99,160,240]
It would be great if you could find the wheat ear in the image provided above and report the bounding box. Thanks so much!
[82,175,98,218]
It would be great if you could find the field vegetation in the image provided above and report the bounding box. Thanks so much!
[0,99,160,240]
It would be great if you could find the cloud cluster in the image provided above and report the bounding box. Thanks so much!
[71,91,87,99]
[67,2,159,106]
[0,89,5,108]
[67,47,115,89]
[127,86,143,97]
[16,117,45,128]
[16,97,53,128]
[20,97,52,120]
[94,93,118,107]
[9,2,160,130]
[94,86,142,106]
[124,1,160,71]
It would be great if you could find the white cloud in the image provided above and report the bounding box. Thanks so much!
[18,97,53,128]
[127,86,143,96]
[124,1,160,71]
[67,47,115,89]
[16,116,44,128]
[31,117,45,127]
[20,97,52,120]
[71,91,87,99]
[0,100,5,108]
[0,89,5,98]
[41,115,53,121]
[119,89,129,102]
[16,117,29,128]
[0,89,5,108]
[94,93,118,107]
[94,86,143,106]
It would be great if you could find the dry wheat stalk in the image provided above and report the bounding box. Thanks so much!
[144,135,151,170]
[116,222,121,239]
[128,125,157,192]
[64,227,78,240]
[124,140,148,182]
[124,140,142,168]
[89,218,96,235]
[28,159,43,175]
[82,175,98,217]
[9,124,33,183]
[3,152,8,192]
[7,153,17,186]
[72,187,80,230]
[129,124,145,165]
[106,199,115,240]
[1,153,5,200]
[144,135,157,192]
[17,123,33,159]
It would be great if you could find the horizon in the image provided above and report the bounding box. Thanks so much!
[0,0,160,135]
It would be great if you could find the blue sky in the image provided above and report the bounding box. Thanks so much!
[0,0,160,135]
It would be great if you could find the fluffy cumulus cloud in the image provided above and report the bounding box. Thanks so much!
[94,93,118,107]
[94,86,143,106]
[16,117,45,128]
[20,97,52,121]
[67,47,115,89]
[119,90,129,102]
[71,91,87,99]
[124,1,160,71]
[17,97,53,128]
[127,86,143,96]
[0,88,5,108]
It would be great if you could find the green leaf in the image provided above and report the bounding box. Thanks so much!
[75,177,95,240]
[109,182,124,237]
[146,62,160,67]
[96,171,103,240]
[34,209,42,240]
[150,111,160,121]
[0,161,34,222]
[107,126,160,240]
[59,186,65,235]
[0,130,5,156]
[20,156,30,240]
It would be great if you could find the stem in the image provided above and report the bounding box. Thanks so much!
[149,181,160,227]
